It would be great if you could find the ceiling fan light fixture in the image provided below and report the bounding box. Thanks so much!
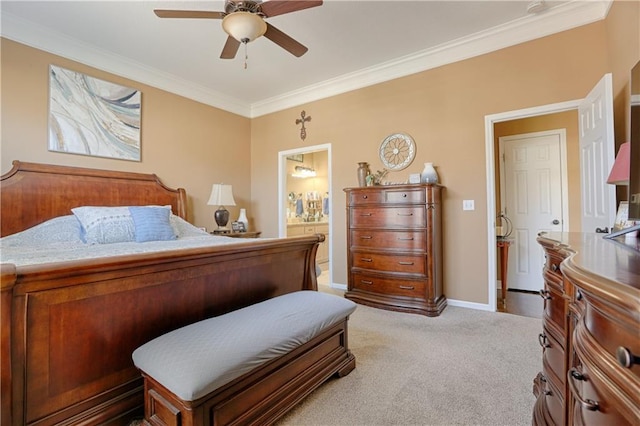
[222,11,267,43]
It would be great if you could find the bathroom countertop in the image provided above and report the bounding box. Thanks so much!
[286,221,329,227]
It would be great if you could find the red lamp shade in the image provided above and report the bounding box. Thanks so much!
[607,142,631,185]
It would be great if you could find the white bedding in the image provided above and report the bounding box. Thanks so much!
[0,214,262,267]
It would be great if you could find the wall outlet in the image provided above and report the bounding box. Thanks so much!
[463,200,475,211]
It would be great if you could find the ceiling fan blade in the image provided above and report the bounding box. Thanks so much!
[260,0,323,18]
[220,36,241,59]
[154,10,224,19]
[264,23,308,57]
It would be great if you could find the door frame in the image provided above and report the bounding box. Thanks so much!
[278,143,333,285]
[483,100,579,312]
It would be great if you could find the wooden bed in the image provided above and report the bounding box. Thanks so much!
[0,161,323,426]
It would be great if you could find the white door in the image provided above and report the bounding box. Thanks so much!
[579,73,616,232]
[500,130,566,292]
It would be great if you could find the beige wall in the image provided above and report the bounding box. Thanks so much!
[1,38,252,231]
[251,1,639,304]
[2,0,638,306]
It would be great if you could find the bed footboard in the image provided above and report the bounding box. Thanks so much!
[1,235,322,426]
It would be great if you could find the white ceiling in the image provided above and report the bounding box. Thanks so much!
[1,1,610,117]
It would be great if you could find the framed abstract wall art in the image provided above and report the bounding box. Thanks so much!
[48,65,141,161]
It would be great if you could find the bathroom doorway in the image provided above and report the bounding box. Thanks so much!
[278,143,332,287]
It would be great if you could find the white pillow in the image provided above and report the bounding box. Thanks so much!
[170,215,210,237]
[72,206,136,245]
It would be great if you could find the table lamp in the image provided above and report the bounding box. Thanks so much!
[207,184,236,229]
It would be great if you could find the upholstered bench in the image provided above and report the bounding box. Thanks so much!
[132,291,357,426]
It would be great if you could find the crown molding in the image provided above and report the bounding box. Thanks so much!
[251,0,611,117]
[0,12,251,117]
[1,1,610,119]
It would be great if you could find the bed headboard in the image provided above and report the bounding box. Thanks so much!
[0,161,188,237]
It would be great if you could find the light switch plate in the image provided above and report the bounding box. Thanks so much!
[463,200,475,211]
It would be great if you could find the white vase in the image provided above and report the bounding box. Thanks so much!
[421,162,439,184]
[237,208,248,230]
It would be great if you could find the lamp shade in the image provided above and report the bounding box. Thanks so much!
[222,12,267,43]
[207,184,236,207]
[606,142,631,185]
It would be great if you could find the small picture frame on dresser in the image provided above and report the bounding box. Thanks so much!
[231,221,246,232]
[613,202,636,231]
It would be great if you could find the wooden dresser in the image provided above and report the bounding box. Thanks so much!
[343,184,446,316]
[533,233,640,425]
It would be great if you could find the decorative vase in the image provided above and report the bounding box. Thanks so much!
[237,208,248,231]
[357,162,371,187]
[421,162,439,184]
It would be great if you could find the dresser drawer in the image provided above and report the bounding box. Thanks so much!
[351,272,425,298]
[384,189,425,204]
[350,207,425,229]
[350,230,426,251]
[348,191,386,205]
[348,188,425,206]
[352,252,425,274]
[542,281,567,340]
[540,326,566,389]
[568,362,638,426]
[540,373,565,426]
[544,252,564,283]
[580,291,640,377]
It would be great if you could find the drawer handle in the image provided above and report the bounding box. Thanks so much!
[398,261,414,265]
[538,333,550,348]
[362,195,368,199]
[360,236,373,240]
[360,258,373,262]
[360,280,373,285]
[576,290,583,301]
[539,289,551,300]
[616,347,640,368]
[402,193,407,197]
[399,285,415,290]
[568,368,599,412]
[360,213,373,217]
[397,237,414,241]
[551,263,558,272]
[397,213,414,216]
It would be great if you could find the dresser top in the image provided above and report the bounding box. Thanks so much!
[344,183,443,192]
[538,232,640,293]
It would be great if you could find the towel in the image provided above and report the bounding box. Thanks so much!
[322,197,329,215]
[296,199,304,216]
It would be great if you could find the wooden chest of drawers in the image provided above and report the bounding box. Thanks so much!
[533,233,640,426]
[344,184,446,316]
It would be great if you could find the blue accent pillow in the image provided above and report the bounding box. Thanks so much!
[128,206,177,243]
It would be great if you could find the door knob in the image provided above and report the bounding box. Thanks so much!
[552,219,560,225]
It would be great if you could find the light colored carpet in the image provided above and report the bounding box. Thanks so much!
[276,291,542,426]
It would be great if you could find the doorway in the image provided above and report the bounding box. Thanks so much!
[484,99,579,312]
[486,75,615,313]
[278,143,333,287]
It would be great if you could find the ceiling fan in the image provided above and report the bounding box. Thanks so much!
[154,0,323,60]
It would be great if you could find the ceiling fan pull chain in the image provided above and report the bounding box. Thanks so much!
[244,42,248,69]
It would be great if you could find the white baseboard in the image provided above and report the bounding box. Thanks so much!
[447,298,493,312]
[330,283,347,291]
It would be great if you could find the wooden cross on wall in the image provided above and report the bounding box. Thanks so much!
[295,110,311,141]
